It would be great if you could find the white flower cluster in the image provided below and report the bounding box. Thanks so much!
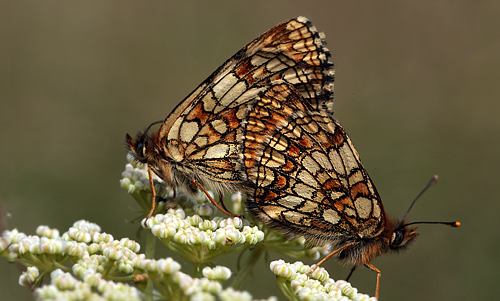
[0,220,273,301]
[144,207,265,262]
[0,223,112,262]
[120,161,152,195]
[34,269,142,301]
[270,260,377,301]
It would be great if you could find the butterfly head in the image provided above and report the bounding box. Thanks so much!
[388,219,419,252]
[126,121,164,164]
[125,132,151,163]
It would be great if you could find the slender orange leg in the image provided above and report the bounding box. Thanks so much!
[306,242,355,276]
[145,165,157,221]
[365,262,381,300]
[192,180,242,218]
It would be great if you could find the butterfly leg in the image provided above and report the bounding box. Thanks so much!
[346,265,358,282]
[306,242,356,276]
[364,262,381,300]
[145,165,157,221]
[191,180,242,218]
[218,191,234,215]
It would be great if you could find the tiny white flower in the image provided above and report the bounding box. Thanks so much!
[93,233,114,244]
[156,257,181,274]
[194,204,218,217]
[83,271,102,287]
[117,261,134,274]
[52,270,78,290]
[141,259,158,273]
[19,266,39,286]
[103,247,124,261]
[120,238,140,252]
[199,220,218,231]
[36,225,60,239]
[218,287,253,301]
[308,265,329,282]
[270,261,296,278]
[202,266,232,282]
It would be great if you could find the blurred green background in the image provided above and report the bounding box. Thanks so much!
[1,1,499,300]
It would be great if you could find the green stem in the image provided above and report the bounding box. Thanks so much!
[52,261,72,272]
[109,275,136,282]
[230,244,264,290]
[144,228,156,301]
[277,276,300,301]
[192,262,203,278]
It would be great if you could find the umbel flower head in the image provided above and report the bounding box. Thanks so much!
[270,260,377,301]
[0,221,279,301]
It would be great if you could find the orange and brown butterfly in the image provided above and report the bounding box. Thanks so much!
[125,16,334,218]
[125,16,459,299]
[241,82,460,299]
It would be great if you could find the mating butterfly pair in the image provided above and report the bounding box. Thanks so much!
[126,16,459,299]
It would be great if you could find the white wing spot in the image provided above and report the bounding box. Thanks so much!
[180,121,199,142]
[205,144,229,159]
[324,209,340,225]
[211,119,227,134]
[213,73,239,100]
[354,197,372,219]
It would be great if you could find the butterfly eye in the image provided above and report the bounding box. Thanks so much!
[134,139,148,161]
[140,142,147,157]
[391,230,404,246]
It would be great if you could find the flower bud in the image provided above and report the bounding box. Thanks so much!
[19,266,39,286]
[202,266,232,281]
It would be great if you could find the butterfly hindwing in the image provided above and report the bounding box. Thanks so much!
[242,83,387,247]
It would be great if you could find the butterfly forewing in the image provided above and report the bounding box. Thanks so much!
[242,83,387,247]
[132,17,334,195]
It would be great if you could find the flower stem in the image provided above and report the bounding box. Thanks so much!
[144,227,156,301]
[192,262,203,278]
[230,244,264,290]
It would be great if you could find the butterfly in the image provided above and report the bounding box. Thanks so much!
[241,81,459,299]
[126,16,459,299]
[126,16,334,217]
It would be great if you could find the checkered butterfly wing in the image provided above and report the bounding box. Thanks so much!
[243,82,388,248]
[127,17,334,195]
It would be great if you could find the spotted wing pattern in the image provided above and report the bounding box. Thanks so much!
[242,82,388,247]
[130,17,334,194]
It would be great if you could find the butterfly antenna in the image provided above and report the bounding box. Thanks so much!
[401,175,461,228]
[144,120,164,153]
[145,120,163,132]
[145,135,163,153]
[401,175,439,222]
[405,220,460,227]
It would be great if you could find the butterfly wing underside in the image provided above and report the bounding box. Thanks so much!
[152,17,335,188]
[243,83,387,247]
